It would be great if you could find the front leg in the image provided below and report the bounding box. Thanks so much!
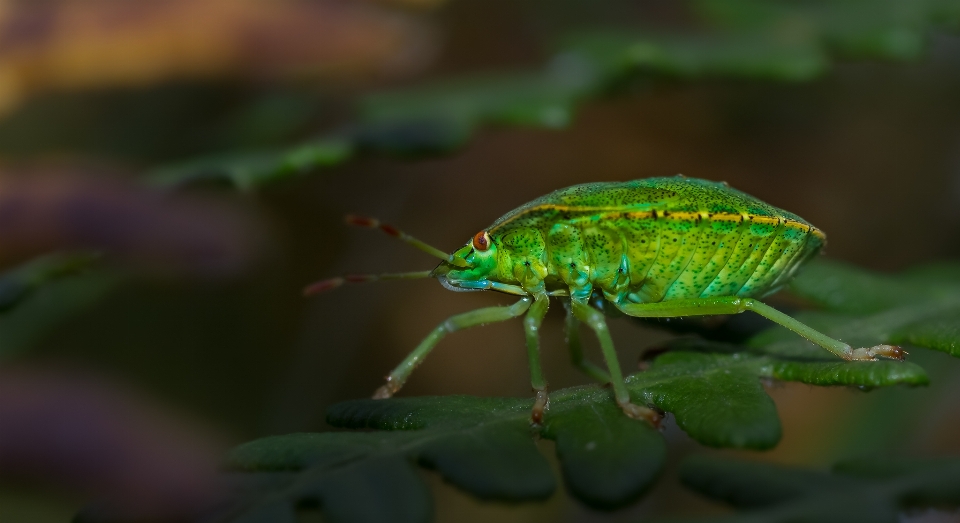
[374,297,533,399]
[615,296,905,361]
[570,299,662,426]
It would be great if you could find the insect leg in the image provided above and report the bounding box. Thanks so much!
[523,294,550,424]
[570,299,662,426]
[615,297,905,361]
[562,299,611,383]
[373,296,533,399]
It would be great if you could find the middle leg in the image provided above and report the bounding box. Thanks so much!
[570,298,662,425]
[523,294,550,424]
[562,300,612,383]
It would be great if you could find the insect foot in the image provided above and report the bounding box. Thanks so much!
[372,377,401,399]
[530,389,549,425]
[847,344,907,361]
[619,401,662,428]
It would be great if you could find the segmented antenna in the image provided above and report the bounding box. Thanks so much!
[345,215,467,267]
[302,215,466,297]
[303,270,432,296]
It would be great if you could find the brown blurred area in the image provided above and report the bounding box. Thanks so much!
[0,0,436,115]
[2,1,960,522]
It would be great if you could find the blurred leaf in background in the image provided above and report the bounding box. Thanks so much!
[674,454,960,523]
[0,173,265,360]
[146,0,960,190]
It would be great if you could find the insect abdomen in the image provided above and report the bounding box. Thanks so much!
[632,212,821,302]
[537,211,822,302]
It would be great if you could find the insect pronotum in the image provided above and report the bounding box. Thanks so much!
[306,177,904,426]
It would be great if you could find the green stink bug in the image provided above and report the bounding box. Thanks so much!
[306,176,904,425]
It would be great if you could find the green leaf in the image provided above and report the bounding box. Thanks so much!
[567,32,828,82]
[220,338,925,522]
[0,253,118,360]
[787,259,927,313]
[148,139,353,191]
[890,310,960,357]
[0,270,118,360]
[541,399,665,509]
[311,456,432,523]
[639,352,781,449]
[675,454,960,522]
[360,62,596,132]
[226,435,433,523]
[696,0,935,60]
[0,252,99,312]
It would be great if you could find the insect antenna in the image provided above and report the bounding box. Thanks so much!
[303,270,433,296]
[345,215,468,267]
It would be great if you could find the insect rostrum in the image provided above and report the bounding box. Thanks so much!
[307,176,905,426]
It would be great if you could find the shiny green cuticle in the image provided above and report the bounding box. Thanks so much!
[325,176,906,425]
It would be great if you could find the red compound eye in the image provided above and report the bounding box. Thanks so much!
[472,231,491,251]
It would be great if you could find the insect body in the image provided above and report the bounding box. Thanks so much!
[308,177,904,425]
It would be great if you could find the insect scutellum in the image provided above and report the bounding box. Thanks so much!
[306,177,906,427]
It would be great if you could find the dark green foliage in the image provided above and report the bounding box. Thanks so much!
[219,339,927,523]
[565,33,829,82]
[891,311,960,357]
[359,66,593,141]
[0,253,99,312]
[674,454,960,523]
[0,253,118,360]
[540,400,664,508]
[207,258,960,521]
[0,273,118,361]
[149,0,960,189]
[697,0,960,60]
[149,139,352,191]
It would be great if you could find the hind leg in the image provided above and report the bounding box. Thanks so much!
[616,296,904,361]
[562,300,611,383]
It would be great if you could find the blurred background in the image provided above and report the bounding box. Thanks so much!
[2,0,960,521]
